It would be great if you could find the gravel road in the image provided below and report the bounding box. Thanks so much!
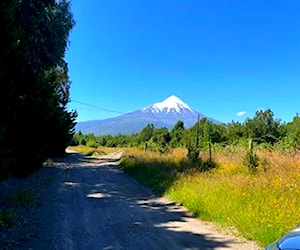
[0,152,262,250]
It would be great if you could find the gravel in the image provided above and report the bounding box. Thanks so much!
[0,152,263,250]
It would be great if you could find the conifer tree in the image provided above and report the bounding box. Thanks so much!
[0,0,76,177]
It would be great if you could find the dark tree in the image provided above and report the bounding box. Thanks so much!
[226,121,246,144]
[0,0,76,178]
[152,127,171,149]
[282,114,300,150]
[170,120,185,147]
[139,124,155,142]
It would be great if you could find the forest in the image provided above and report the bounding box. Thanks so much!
[0,0,76,180]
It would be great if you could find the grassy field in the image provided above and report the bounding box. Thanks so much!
[68,145,300,247]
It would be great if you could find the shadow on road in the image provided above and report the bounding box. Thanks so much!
[51,153,246,249]
[0,152,259,250]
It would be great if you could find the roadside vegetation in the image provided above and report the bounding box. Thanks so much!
[0,186,36,230]
[70,144,300,247]
[71,109,300,247]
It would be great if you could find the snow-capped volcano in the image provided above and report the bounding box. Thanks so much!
[142,95,195,114]
[76,95,219,135]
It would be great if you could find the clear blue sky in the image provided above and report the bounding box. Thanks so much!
[65,0,300,124]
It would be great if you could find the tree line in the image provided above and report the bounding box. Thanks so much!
[0,0,76,180]
[72,109,300,153]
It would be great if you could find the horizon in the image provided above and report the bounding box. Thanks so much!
[66,1,300,124]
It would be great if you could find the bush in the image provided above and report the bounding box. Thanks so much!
[87,140,98,148]
[69,137,79,146]
[243,151,260,172]
[80,138,87,145]
[187,146,200,165]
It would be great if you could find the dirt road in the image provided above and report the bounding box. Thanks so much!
[0,152,262,249]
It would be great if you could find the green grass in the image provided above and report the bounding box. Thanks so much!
[120,148,300,248]
[121,156,181,194]
[165,173,292,246]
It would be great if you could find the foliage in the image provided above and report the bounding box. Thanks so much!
[226,121,246,144]
[139,124,154,142]
[151,127,171,153]
[118,146,300,247]
[86,140,99,148]
[72,111,300,155]
[243,151,260,172]
[245,109,281,144]
[170,120,185,147]
[282,114,300,150]
[0,0,76,178]
[242,139,260,172]
[187,145,200,165]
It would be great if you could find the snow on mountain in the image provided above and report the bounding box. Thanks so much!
[76,95,219,135]
[142,95,194,114]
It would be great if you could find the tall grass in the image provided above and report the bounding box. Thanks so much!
[121,146,300,247]
[120,149,190,194]
[69,145,300,247]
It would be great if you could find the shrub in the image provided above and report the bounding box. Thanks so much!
[243,139,260,172]
[187,146,200,165]
[69,137,79,146]
[80,138,87,145]
[243,151,260,172]
[87,140,98,148]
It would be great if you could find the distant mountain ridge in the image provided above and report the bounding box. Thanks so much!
[75,95,218,135]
